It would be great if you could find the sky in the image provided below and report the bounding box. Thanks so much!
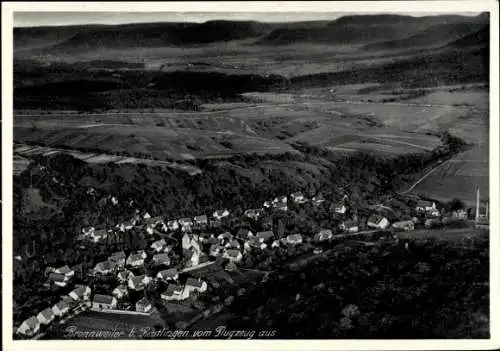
[13,11,481,28]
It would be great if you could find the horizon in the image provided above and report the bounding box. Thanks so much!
[13,11,482,28]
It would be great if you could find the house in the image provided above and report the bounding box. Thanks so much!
[184,278,208,298]
[213,209,230,220]
[263,201,273,208]
[256,231,275,243]
[112,285,128,299]
[136,298,152,313]
[48,273,69,287]
[167,220,180,231]
[90,229,108,243]
[311,194,326,206]
[244,209,264,220]
[143,212,152,219]
[36,308,55,325]
[69,285,92,301]
[290,192,307,204]
[392,220,415,231]
[157,268,179,282]
[94,260,117,275]
[52,297,72,317]
[223,249,243,262]
[272,196,288,205]
[244,237,267,252]
[17,316,40,337]
[182,233,201,252]
[367,215,390,230]
[118,219,136,232]
[452,210,468,219]
[416,200,437,213]
[117,270,134,283]
[194,215,208,226]
[286,234,303,245]
[236,228,253,239]
[161,284,185,301]
[178,217,193,231]
[126,253,145,267]
[151,239,168,253]
[128,275,152,291]
[225,239,241,249]
[209,244,225,257]
[315,229,333,242]
[92,294,118,310]
[334,204,347,214]
[82,226,95,237]
[217,231,233,242]
[54,265,75,278]
[109,251,126,266]
[152,253,171,266]
[339,221,359,233]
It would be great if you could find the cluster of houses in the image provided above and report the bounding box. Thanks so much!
[18,187,465,338]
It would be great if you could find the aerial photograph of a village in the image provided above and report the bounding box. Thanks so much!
[8,4,492,342]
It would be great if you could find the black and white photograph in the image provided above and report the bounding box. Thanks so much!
[2,1,499,348]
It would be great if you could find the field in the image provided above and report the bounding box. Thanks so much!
[13,155,31,176]
[14,95,450,161]
[409,144,489,205]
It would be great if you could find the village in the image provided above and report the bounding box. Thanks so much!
[14,187,489,339]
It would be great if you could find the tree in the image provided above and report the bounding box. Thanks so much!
[449,198,464,212]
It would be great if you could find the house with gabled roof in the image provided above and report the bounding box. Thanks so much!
[112,285,129,300]
[178,217,193,231]
[225,239,241,249]
[36,308,55,325]
[161,284,185,301]
[69,285,92,301]
[52,297,72,317]
[256,231,275,243]
[128,275,152,291]
[194,215,208,226]
[209,244,225,257]
[367,215,390,230]
[151,238,168,253]
[92,294,117,310]
[290,192,307,204]
[311,194,326,206]
[213,209,230,220]
[126,253,145,267]
[94,260,117,275]
[157,268,179,282]
[286,234,303,245]
[17,316,40,337]
[314,229,333,242]
[392,220,415,231]
[183,278,207,298]
[152,253,171,266]
[117,270,134,283]
[416,200,437,213]
[244,209,264,220]
[244,237,267,252]
[109,251,126,266]
[54,265,74,278]
[167,220,179,231]
[48,273,69,287]
[339,220,359,233]
[236,228,253,239]
[263,200,273,209]
[136,297,152,313]
[90,228,108,243]
[217,231,233,242]
[223,249,243,262]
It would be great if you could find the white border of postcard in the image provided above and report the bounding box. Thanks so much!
[2,1,499,350]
